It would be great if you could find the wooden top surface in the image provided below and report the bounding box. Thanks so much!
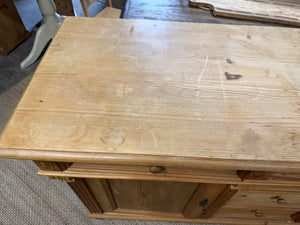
[1,17,300,170]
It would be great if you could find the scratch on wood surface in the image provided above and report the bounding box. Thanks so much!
[196,55,209,96]
[199,37,207,47]
[253,91,263,101]
[137,120,149,130]
[184,70,191,81]
[129,25,134,36]
[151,130,158,148]
[217,62,226,101]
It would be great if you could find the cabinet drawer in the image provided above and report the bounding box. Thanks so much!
[37,162,241,184]
[213,204,297,222]
[36,162,300,188]
[228,191,300,208]
[213,186,300,223]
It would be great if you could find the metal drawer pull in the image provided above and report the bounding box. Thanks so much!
[149,166,165,174]
[199,198,208,215]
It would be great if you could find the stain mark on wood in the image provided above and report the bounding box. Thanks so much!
[129,25,134,35]
[290,132,296,141]
[100,128,126,146]
[240,129,261,153]
[224,72,242,80]
[226,59,233,64]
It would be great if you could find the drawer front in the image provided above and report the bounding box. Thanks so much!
[228,191,300,208]
[213,205,298,222]
[61,163,242,184]
[213,187,300,223]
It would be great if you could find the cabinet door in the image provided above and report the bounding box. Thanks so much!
[108,179,197,213]
[68,178,236,219]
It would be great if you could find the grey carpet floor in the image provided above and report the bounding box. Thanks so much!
[0,1,204,225]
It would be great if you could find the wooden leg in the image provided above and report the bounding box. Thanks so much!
[20,0,65,69]
[106,0,112,7]
[80,0,90,17]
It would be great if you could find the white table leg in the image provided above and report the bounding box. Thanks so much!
[20,0,65,69]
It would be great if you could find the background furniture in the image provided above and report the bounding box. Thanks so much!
[189,0,300,27]
[1,17,300,224]
[95,7,120,18]
[121,0,293,26]
[0,0,29,55]
[20,0,64,69]
[80,0,112,17]
[53,0,75,16]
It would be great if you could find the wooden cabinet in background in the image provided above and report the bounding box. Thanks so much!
[0,0,29,55]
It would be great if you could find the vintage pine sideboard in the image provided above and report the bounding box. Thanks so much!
[0,17,300,224]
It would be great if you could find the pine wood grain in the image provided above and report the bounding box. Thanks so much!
[0,17,300,170]
[189,0,300,26]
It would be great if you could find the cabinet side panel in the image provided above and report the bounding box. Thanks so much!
[85,178,117,212]
[68,178,103,213]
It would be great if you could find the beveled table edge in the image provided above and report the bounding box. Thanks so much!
[0,147,300,172]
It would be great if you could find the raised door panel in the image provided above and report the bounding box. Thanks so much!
[109,179,197,213]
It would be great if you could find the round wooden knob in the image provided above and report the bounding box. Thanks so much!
[149,166,165,174]
[254,210,263,217]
